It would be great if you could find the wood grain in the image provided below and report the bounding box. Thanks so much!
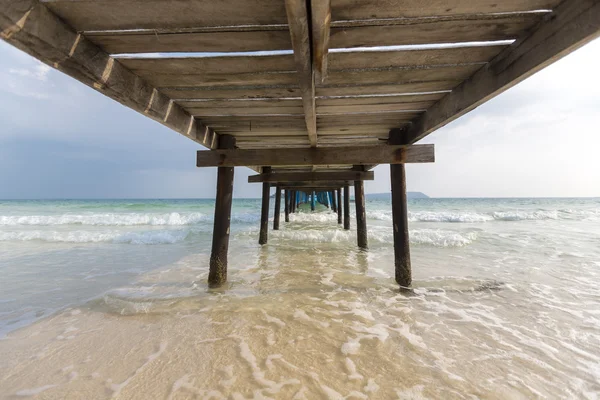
[285,0,317,146]
[197,145,435,167]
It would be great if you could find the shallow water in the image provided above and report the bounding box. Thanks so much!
[1,198,600,398]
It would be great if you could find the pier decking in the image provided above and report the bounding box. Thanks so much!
[2,0,598,288]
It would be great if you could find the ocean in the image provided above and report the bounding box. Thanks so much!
[0,197,599,398]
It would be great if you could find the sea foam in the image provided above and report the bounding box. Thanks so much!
[0,212,208,226]
[0,229,191,245]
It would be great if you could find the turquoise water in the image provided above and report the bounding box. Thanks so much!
[1,197,600,397]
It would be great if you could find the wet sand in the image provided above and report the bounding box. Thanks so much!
[2,242,599,399]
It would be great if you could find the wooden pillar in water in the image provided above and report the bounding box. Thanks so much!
[354,180,368,249]
[311,191,316,211]
[391,164,411,287]
[259,166,271,245]
[273,186,281,230]
[343,185,350,230]
[331,190,337,213]
[284,189,290,222]
[337,189,342,224]
[208,135,236,287]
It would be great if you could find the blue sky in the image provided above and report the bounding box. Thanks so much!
[0,38,599,199]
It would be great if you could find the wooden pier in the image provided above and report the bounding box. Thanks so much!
[2,0,598,288]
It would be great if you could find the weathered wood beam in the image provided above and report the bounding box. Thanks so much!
[285,0,317,147]
[208,135,236,288]
[198,144,434,167]
[330,190,337,213]
[279,182,347,189]
[248,171,374,183]
[0,0,217,149]
[259,167,272,245]
[404,0,600,144]
[391,163,411,287]
[336,189,342,224]
[284,189,290,222]
[311,0,331,83]
[273,186,282,230]
[343,185,350,230]
[354,179,368,250]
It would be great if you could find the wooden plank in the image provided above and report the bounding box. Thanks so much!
[311,0,331,82]
[318,120,415,128]
[329,13,546,48]
[0,0,216,149]
[233,135,310,142]
[317,101,435,114]
[119,54,295,75]
[318,113,422,123]
[248,171,374,183]
[161,86,301,100]
[404,0,600,144]
[189,106,306,116]
[197,144,435,167]
[280,182,351,189]
[145,72,300,88]
[323,64,483,86]
[331,0,562,21]
[89,30,292,54]
[317,92,445,106]
[178,99,304,109]
[285,0,317,147]
[317,82,458,97]
[44,0,289,31]
[202,115,307,124]
[318,127,398,136]
[318,137,383,146]
[328,45,507,71]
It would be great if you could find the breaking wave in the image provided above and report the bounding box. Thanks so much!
[0,229,191,245]
[367,209,599,223]
[0,212,208,226]
[0,212,265,227]
[270,228,477,247]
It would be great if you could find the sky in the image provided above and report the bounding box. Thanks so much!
[0,38,599,199]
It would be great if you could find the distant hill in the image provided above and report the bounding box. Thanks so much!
[366,192,429,200]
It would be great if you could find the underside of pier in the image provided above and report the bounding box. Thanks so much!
[2,0,598,288]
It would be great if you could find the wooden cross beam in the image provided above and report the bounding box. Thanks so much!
[248,171,374,183]
[404,0,600,144]
[280,183,345,190]
[197,144,434,167]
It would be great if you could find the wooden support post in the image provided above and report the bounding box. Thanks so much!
[343,185,350,230]
[259,167,272,245]
[337,189,342,224]
[331,190,337,213]
[274,186,282,230]
[354,180,368,249]
[311,191,316,211]
[208,135,236,288]
[391,164,411,287]
[284,189,290,222]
